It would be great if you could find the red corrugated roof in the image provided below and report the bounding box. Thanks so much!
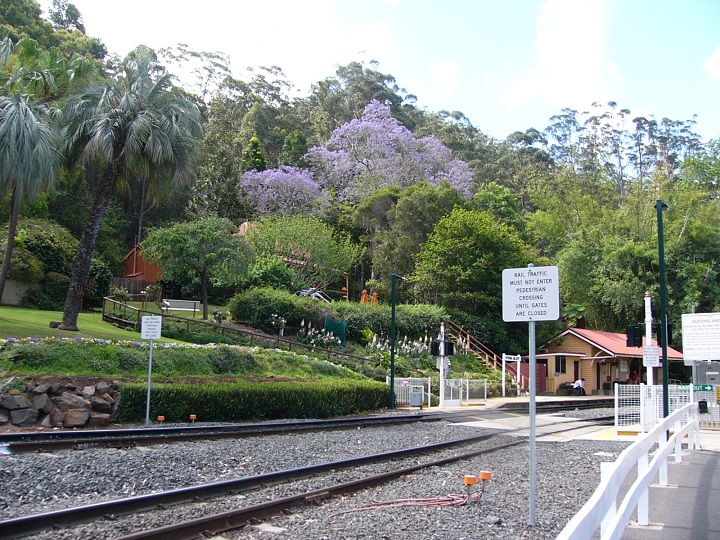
[561,327,683,360]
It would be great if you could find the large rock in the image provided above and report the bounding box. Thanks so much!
[63,408,90,427]
[91,395,113,414]
[81,386,95,398]
[32,393,52,414]
[0,409,9,425]
[49,406,65,428]
[88,412,111,427]
[11,408,38,427]
[0,394,31,410]
[33,384,51,395]
[96,381,111,394]
[54,392,90,411]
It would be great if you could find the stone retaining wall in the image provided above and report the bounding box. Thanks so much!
[0,377,120,428]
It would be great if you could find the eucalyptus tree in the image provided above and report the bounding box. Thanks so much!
[59,46,203,330]
[305,60,416,143]
[0,37,92,301]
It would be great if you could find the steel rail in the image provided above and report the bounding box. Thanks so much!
[116,439,525,540]
[0,413,439,454]
[0,431,501,539]
[0,417,613,539]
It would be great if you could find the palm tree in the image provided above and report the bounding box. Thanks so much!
[0,37,82,301]
[59,46,203,330]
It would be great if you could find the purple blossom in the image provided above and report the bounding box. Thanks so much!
[240,166,322,216]
[306,100,473,201]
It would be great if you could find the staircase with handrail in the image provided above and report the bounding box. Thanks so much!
[444,320,529,392]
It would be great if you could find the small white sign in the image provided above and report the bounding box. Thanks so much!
[502,266,560,322]
[642,345,660,367]
[141,315,162,340]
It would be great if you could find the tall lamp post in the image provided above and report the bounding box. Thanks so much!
[655,200,669,418]
[389,274,405,409]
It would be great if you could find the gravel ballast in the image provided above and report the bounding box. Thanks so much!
[1,410,630,539]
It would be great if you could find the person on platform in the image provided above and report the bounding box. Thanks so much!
[573,378,586,396]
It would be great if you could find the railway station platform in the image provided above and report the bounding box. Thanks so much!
[430,395,720,539]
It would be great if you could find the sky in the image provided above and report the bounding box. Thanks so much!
[39,0,720,143]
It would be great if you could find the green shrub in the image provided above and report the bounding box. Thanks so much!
[21,272,70,311]
[4,218,78,275]
[207,346,257,374]
[115,379,389,422]
[331,301,447,340]
[228,287,320,332]
[0,246,44,283]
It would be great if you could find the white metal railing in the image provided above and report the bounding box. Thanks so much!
[556,402,700,540]
[615,384,700,433]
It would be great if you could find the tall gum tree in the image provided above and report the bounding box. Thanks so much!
[59,46,202,330]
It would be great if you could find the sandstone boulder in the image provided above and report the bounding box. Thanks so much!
[63,408,90,428]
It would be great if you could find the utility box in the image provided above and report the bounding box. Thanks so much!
[707,372,719,385]
[409,385,424,408]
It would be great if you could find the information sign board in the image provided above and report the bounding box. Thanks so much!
[502,266,560,322]
[642,345,660,367]
[681,313,720,362]
[141,315,162,340]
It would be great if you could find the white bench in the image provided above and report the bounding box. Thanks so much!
[161,299,200,317]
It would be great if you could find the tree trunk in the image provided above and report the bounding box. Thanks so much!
[60,167,118,330]
[0,187,22,304]
[200,268,209,320]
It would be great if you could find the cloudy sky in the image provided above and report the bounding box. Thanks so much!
[40,0,720,142]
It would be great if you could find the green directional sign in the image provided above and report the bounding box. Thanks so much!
[694,384,714,391]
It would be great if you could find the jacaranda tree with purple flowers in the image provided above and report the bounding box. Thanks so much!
[240,166,322,217]
[306,100,473,203]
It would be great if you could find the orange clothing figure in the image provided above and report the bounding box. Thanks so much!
[360,290,368,304]
[371,292,378,305]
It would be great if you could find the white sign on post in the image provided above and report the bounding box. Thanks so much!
[141,315,162,427]
[141,316,162,340]
[682,313,720,363]
[502,266,560,322]
[642,345,660,367]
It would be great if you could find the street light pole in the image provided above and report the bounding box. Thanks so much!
[655,200,669,418]
[389,274,405,409]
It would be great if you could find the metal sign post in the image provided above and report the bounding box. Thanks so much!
[502,264,560,526]
[141,315,162,427]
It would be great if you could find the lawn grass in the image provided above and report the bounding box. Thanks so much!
[0,306,177,342]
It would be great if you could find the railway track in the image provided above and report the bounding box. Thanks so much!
[0,416,613,539]
[0,413,442,454]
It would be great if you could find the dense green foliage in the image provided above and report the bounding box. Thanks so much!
[1,5,719,356]
[115,379,389,422]
[228,287,321,333]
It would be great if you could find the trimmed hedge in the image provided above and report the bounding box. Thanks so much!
[115,379,389,421]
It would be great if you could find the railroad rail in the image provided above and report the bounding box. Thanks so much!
[0,400,614,454]
[0,413,439,454]
[0,417,612,539]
